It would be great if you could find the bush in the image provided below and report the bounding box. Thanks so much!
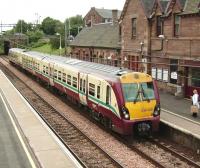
[26,30,44,44]
[49,36,64,50]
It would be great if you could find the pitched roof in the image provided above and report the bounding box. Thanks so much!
[180,0,200,15]
[70,23,120,49]
[141,0,156,17]
[95,8,121,19]
[160,0,170,12]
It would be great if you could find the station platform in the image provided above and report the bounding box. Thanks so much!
[0,70,82,168]
[160,91,200,139]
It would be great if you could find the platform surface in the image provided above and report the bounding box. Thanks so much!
[160,91,200,139]
[0,70,82,168]
[0,95,32,168]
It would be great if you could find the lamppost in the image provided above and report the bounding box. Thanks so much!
[78,26,83,34]
[56,33,62,56]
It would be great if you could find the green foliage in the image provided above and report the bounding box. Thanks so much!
[15,20,28,33]
[50,36,65,49]
[65,15,84,37]
[32,43,66,55]
[41,17,63,35]
[26,30,44,43]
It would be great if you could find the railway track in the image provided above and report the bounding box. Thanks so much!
[0,58,124,168]
[1,56,200,168]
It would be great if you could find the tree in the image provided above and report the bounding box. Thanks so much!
[15,20,28,34]
[65,15,84,37]
[41,17,59,35]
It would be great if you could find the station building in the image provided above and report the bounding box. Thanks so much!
[120,0,200,98]
[70,9,121,67]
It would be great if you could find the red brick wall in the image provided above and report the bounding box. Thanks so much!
[84,8,104,26]
[71,47,120,66]
[121,0,149,71]
[180,16,200,37]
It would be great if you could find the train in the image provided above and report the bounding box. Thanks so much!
[8,48,160,135]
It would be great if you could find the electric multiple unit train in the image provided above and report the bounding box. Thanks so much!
[9,48,160,135]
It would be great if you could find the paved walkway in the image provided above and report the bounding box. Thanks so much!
[0,96,32,168]
[160,91,200,139]
[160,91,200,122]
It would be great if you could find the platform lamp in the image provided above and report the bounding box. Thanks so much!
[56,33,62,56]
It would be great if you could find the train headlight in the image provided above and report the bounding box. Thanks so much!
[153,104,161,117]
[121,106,130,120]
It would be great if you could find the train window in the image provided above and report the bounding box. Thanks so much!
[54,70,57,79]
[83,80,86,93]
[97,86,100,99]
[89,83,95,96]
[46,67,48,75]
[106,85,110,105]
[73,77,77,88]
[67,75,71,85]
[80,79,83,91]
[43,65,45,73]
[58,71,61,80]
[62,73,66,82]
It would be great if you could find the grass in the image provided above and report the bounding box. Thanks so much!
[31,43,68,56]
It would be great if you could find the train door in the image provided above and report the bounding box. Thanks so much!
[49,62,54,86]
[79,72,87,105]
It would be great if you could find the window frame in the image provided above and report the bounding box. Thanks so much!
[174,14,180,37]
[67,75,71,85]
[62,73,66,83]
[72,77,77,88]
[131,18,137,38]
[89,83,95,97]
[156,15,163,36]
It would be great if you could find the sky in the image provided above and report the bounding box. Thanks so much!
[0,0,125,31]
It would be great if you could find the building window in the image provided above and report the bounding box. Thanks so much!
[132,18,137,37]
[174,15,180,36]
[89,83,95,96]
[157,16,163,36]
[190,68,200,87]
[170,59,178,84]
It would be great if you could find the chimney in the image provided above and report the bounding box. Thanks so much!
[112,9,118,25]
[90,7,95,27]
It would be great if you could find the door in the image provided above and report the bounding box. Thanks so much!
[49,62,54,86]
[79,72,87,105]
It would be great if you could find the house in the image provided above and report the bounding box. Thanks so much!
[120,0,200,97]
[84,7,121,27]
[70,10,121,67]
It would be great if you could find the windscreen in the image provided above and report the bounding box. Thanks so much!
[122,82,155,102]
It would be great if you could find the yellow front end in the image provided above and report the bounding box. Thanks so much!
[126,100,156,120]
[120,72,157,120]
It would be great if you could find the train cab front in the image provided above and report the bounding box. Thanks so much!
[119,72,160,136]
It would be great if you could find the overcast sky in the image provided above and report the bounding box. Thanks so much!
[0,0,125,31]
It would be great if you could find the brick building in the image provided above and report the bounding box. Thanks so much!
[69,22,121,66]
[120,0,200,97]
[70,10,121,67]
[84,7,121,27]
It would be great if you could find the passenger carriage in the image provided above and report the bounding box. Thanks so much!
[8,48,160,135]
